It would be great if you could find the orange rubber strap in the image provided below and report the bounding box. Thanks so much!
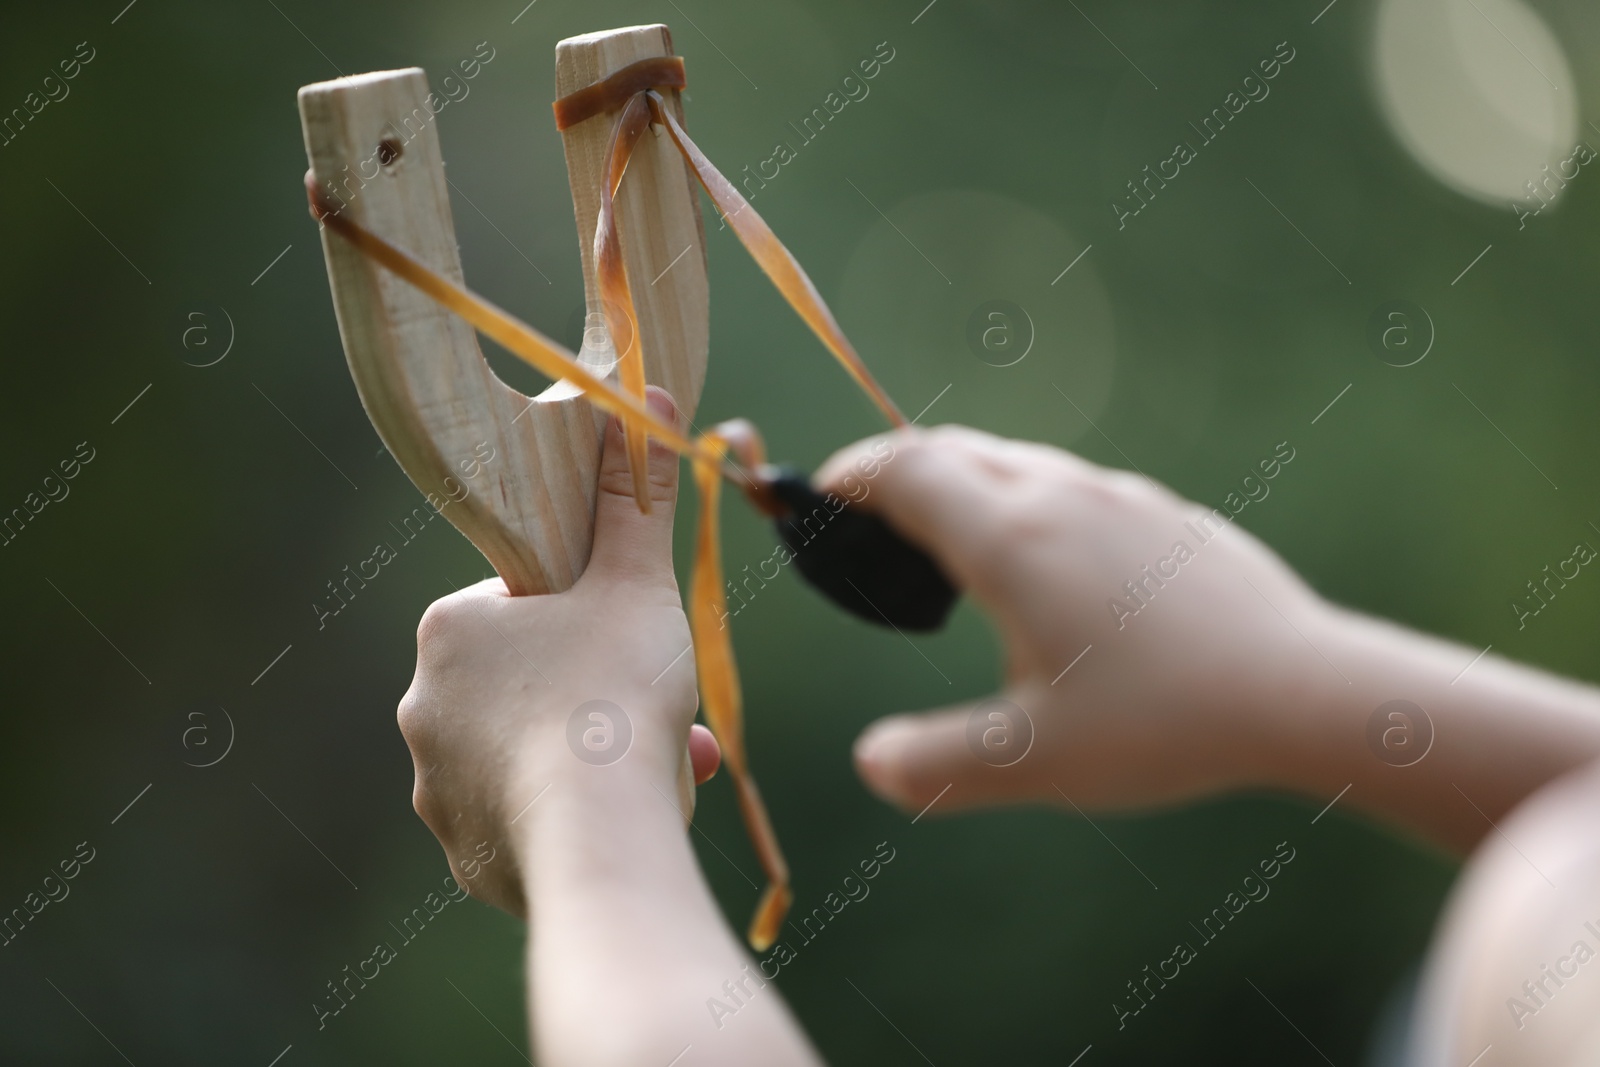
[689,428,792,952]
[553,56,686,130]
[643,89,906,428]
[304,173,726,473]
[594,92,655,512]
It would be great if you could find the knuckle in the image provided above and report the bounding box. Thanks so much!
[925,424,995,453]
[596,458,674,503]
[1089,470,1144,504]
[416,594,468,649]
[411,778,441,834]
[1067,465,1162,511]
[595,462,633,501]
[923,423,964,441]
[1106,469,1178,511]
[395,690,428,747]
[994,498,1056,544]
[922,424,969,452]
[889,432,950,486]
[596,465,677,516]
[645,445,681,498]
[1107,469,1151,495]
[415,593,497,673]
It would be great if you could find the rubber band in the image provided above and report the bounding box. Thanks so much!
[595,92,656,512]
[552,55,686,131]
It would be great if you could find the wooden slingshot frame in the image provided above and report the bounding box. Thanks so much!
[298,24,907,949]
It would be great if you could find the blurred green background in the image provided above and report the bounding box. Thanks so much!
[3,0,1598,1062]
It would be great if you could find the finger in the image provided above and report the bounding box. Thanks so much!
[587,385,682,587]
[852,694,1042,815]
[811,426,1015,587]
[815,423,1016,491]
[689,723,721,785]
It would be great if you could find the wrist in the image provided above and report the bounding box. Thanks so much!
[1244,597,1370,796]
[504,699,690,843]
[507,738,700,923]
[1258,603,1518,818]
[511,689,687,787]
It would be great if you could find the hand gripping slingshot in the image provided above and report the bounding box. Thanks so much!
[298,24,957,950]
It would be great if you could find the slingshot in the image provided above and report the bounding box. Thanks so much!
[298,24,955,951]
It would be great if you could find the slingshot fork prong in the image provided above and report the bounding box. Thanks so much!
[297,23,708,598]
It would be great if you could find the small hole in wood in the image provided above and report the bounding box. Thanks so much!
[376,138,403,167]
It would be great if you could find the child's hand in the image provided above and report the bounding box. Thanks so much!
[820,424,1600,851]
[816,424,1330,815]
[397,387,718,915]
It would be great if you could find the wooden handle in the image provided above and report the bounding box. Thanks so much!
[296,24,707,597]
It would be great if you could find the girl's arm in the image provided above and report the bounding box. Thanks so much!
[400,390,821,1066]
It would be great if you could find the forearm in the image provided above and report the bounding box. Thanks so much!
[1274,605,1600,851]
[517,758,821,1067]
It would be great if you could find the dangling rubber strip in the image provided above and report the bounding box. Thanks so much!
[594,92,655,512]
[640,89,906,429]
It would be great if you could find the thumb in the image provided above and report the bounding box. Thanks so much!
[853,693,1043,816]
[586,386,681,586]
